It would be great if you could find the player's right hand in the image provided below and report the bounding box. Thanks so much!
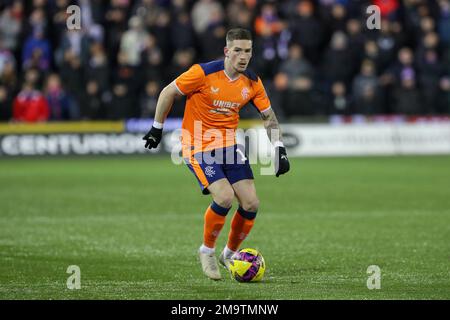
[143,126,162,149]
[275,146,290,177]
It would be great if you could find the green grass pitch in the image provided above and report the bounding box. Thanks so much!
[0,155,449,299]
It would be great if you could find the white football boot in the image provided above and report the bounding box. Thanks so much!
[218,251,233,271]
[198,251,222,280]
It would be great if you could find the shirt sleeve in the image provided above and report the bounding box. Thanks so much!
[174,64,205,96]
[252,77,272,113]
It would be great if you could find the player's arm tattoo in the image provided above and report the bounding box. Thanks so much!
[260,108,283,144]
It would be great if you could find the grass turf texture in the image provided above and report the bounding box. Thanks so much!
[0,155,449,299]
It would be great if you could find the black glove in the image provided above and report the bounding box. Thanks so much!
[143,126,162,149]
[275,146,290,177]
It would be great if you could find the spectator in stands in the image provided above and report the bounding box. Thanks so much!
[112,50,139,99]
[278,44,315,83]
[0,0,448,122]
[379,47,417,113]
[22,27,51,71]
[352,59,382,114]
[196,2,226,61]
[384,47,417,84]
[166,48,195,117]
[133,0,163,29]
[419,16,436,37]
[328,81,352,114]
[0,1,23,54]
[23,7,48,44]
[375,20,400,72]
[390,20,408,53]
[55,28,92,68]
[437,76,450,113]
[362,40,384,74]
[289,0,324,65]
[171,0,190,15]
[108,82,134,120]
[417,31,440,69]
[104,0,130,66]
[0,85,13,121]
[403,0,428,41]
[171,12,195,51]
[191,0,224,35]
[77,0,105,44]
[200,24,227,61]
[50,0,73,47]
[322,3,348,32]
[274,44,316,116]
[373,0,400,20]
[80,80,106,120]
[0,38,16,75]
[32,0,48,10]
[254,2,285,37]
[164,48,195,117]
[85,41,110,93]
[12,82,49,122]
[438,0,450,48]
[44,73,79,120]
[322,31,355,85]
[78,0,105,30]
[166,48,195,83]
[120,16,150,67]
[226,0,253,30]
[142,39,164,83]
[108,51,139,119]
[22,67,42,91]
[252,18,290,80]
[346,19,365,67]
[139,80,160,118]
[444,42,450,73]
[0,59,18,95]
[417,49,443,114]
[59,49,84,109]
[152,9,173,63]
[392,68,423,114]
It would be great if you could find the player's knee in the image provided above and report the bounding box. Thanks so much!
[214,188,235,209]
[241,197,259,213]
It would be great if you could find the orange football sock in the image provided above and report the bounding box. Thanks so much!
[227,207,257,251]
[203,202,230,249]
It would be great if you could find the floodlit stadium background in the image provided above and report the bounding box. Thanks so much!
[0,0,449,300]
[0,0,449,156]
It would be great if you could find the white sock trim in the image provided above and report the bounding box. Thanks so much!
[223,246,237,259]
[199,244,215,254]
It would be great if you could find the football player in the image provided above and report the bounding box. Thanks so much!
[143,28,290,280]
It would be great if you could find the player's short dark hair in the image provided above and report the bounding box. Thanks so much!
[226,28,252,43]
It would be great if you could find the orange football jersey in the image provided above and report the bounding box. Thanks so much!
[174,60,271,157]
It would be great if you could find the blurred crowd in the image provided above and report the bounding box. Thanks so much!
[0,0,449,122]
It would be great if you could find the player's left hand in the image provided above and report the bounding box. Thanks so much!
[275,146,290,177]
[143,126,162,149]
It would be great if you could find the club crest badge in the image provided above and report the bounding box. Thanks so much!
[241,87,249,100]
[205,166,216,177]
